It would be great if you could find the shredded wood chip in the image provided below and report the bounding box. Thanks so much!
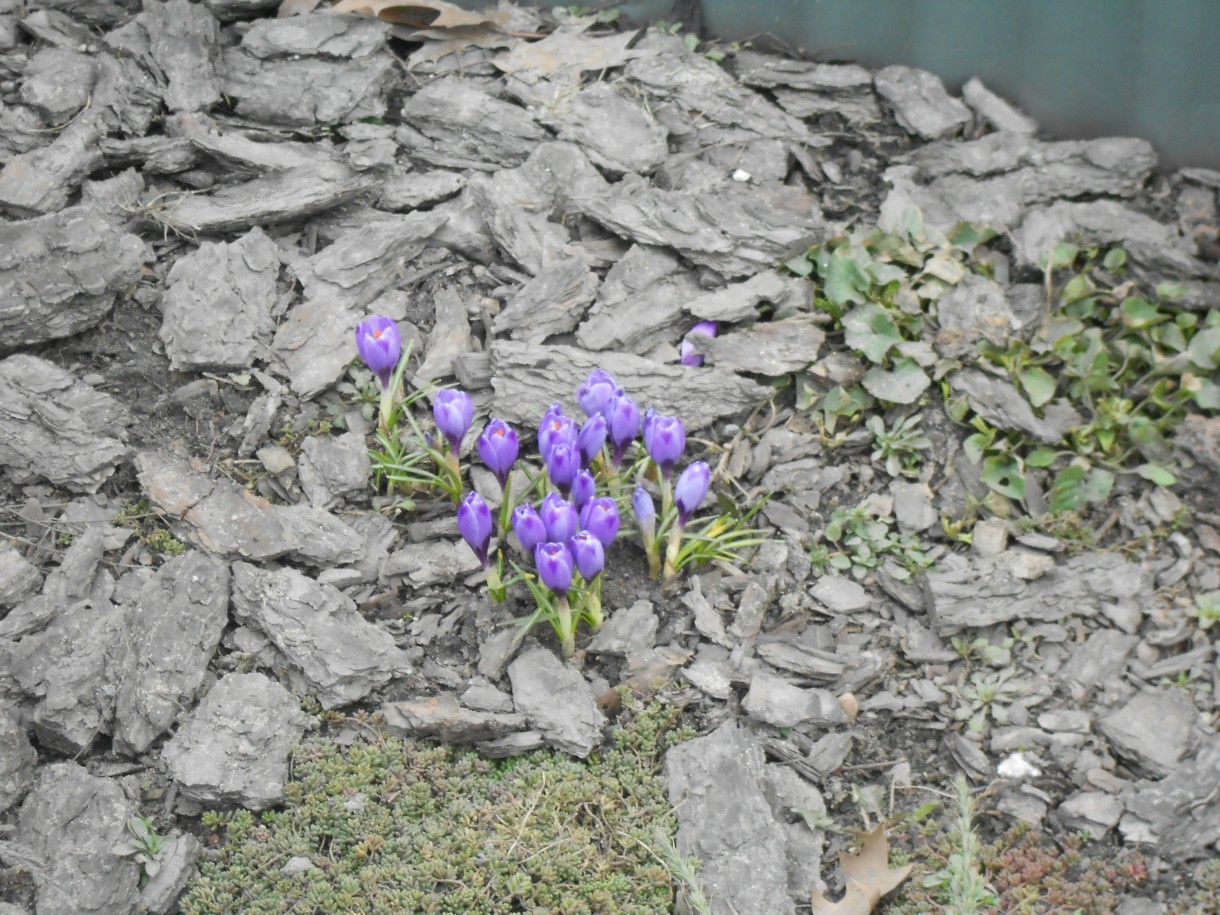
[329,0,507,30]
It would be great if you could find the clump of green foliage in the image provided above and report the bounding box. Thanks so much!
[110,816,167,886]
[1170,858,1220,914]
[116,497,186,556]
[810,503,934,582]
[179,699,695,915]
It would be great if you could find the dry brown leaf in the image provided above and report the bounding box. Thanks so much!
[329,0,507,30]
[838,691,860,724]
[493,26,641,82]
[810,827,914,915]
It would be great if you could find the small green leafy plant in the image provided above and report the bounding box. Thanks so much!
[1187,590,1220,630]
[111,816,166,885]
[867,413,932,478]
[810,504,934,581]
[918,777,996,914]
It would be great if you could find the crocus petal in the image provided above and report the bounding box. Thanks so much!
[569,530,605,581]
[477,419,519,489]
[457,491,493,566]
[546,443,579,497]
[579,496,619,548]
[540,492,579,543]
[674,461,711,527]
[355,316,402,388]
[577,369,619,418]
[512,504,547,555]
[570,469,597,510]
[644,414,685,478]
[680,320,718,367]
[605,392,641,466]
[433,389,474,453]
[534,541,573,595]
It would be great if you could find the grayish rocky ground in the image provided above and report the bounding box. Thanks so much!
[0,3,1217,914]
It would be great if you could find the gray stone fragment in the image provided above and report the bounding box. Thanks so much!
[477,731,547,759]
[875,65,970,140]
[0,706,36,813]
[138,0,222,112]
[576,245,700,353]
[550,81,668,175]
[743,670,847,729]
[1123,732,1220,857]
[489,341,770,431]
[971,519,1010,558]
[1057,791,1123,839]
[414,286,474,385]
[928,551,1149,634]
[665,721,795,915]
[378,170,466,211]
[136,450,363,566]
[401,78,551,168]
[381,693,526,744]
[764,763,826,900]
[16,762,138,915]
[0,356,130,495]
[950,368,1082,444]
[19,48,97,121]
[81,167,145,219]
[586,599,658,656]
[230,562,410,708]
[811,575,870,613]
[494,259,600,344]
[1056,629,1139,699]
[201,0,275,20]
[507,647,605,758]
[1097,687,1196,779]
[239,13,390,58]
[890,480,936,532]
[685,269,811,323]
[222,46,394,126]
[163,672,308,810]
[160,227,280,371]
[756,641,845,683]
[0,206,148,346]
[693,314,824,375]
[112,552,229,756]
[575,180,826,278]
[0,541,41,608]
[382,540,482,588]
[961,76,1038,135]
[806,731,855,778]
[935,274,1023,357]
[274,213,446,396]
[460,678,515,714]
[140,832,202,915]
[735,50,879,124]
[298,432,372,509]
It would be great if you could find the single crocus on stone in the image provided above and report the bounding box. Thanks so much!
[534,541,573,596]
[577,368,619,418]
[457,491,493,567]
[576,413,608,466]
[569,530,605,581]
[538,406,579,458]
[680,320,718,367]
[644,413,685,479]
[579,496,619,548]
[539,492,579,543]
[546,442,579,496]
[512,504,547,555]
[605,391,641,466]
[433,389,474,454]
[674,461,711,527]
[355,315,401,388]
[476,419,519,490]
[570,469,597,511]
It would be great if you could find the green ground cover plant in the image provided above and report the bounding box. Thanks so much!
[179,699,695,915]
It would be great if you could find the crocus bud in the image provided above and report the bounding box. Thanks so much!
[476,419,519,490]
[512,504,547,555]
[539,492,579,543]
[433,389,474,454]
[644,413,685,479]
[534,541,573,596]
[579,496,620,548]
[546,442,579,497]
[355,316,401,389]
[680,321,718,367]
[605,392,641,466]
[674,461,711,527]
[570,469,597,510]
[576,414,608,466]
[569,530,605,581]
[632,486,655,533]
[538,409,578,458]
[577,369,619,417]
[457,491,493,567]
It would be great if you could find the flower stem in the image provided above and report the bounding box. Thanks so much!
[584,576,604,632]
[486,554,506,603]
[662,522,682,581]
[556,595,575,658]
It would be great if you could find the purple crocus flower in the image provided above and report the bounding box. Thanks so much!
[632,486,655,532]
[576,414,608,466]
[433,389,474,454]
[534,541,573,596]
[457,491,493,567]
[545,442,579,497]
[579,496,620,548]
[680,321,718,367]
[512,504,547,555]
[673,461,711,527]
[569,530,605,581]
[538,408,579,458]
[539,492,579,543]
[577,369,619,418]
[476,419,519,490]
[605,392,641,466]
[570,469,597,511]
[354,316,401,388]
[643,413,685,479]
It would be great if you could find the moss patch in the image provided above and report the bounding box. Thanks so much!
[180,699,693,914]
